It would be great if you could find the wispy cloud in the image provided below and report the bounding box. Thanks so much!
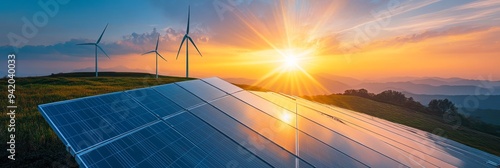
[386,0,500,33]
[377,26,496,46]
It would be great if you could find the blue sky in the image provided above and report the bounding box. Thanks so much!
[1,0,499,80]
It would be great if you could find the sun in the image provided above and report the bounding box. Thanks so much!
[282,49,306,71]
[284,55,299,68]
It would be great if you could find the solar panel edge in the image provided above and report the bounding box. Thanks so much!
[38,91,124,107]
[38,105,74,155]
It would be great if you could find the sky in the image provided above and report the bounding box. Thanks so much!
[1,0,500,86]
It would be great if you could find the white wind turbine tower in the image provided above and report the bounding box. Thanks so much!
[77,24,110,77]
[176,5,202,78]
[143,35,167,79]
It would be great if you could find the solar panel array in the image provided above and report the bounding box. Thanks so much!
[39,77,500,168]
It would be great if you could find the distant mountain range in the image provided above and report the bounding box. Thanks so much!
[224,75,500,110]
[354,82,500,95]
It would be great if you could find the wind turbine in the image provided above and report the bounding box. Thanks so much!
[143,35,167,79]
[77,24,110,77]
[176,6,202,78]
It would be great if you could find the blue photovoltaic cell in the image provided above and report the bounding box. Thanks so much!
[152,83,204,109]
[125,88,185,119]
[77,121,222,168]
[38,92,157,154]
[202,77,242,94]
[164,112,272,167]
[189,103,314,168]
[176,79,227,102]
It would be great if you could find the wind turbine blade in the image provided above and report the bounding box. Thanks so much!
[157,52,167,62]
[77,43,95,45]
[97,45,110,59]
[176,37,187,60]
[186,6,190,34]
[155,35,160,51]
[188,36,202,57]
[96,23,108,44]
[142,50,156,55]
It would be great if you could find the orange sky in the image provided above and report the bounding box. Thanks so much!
[6,1,500,93]
[88,26,500,81]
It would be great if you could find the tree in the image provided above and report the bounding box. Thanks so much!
[427,99,457,115]
[343,89,373,98]
[373,90,407,105]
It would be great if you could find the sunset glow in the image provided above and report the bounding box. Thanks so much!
[1,0,499,95]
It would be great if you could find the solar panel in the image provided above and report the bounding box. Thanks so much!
[201,77,242,94]
[175,79,227,102]
[38,92,158,155]
[38,77,500,168]
[125,88,185,119]
[164,112,272,167]
[189,103,313,167]
[209,96,297,153]
[232,91,297,125]
[152,83,204,109]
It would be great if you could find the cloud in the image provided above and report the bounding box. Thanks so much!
[385,0,500,34]
[0,27,212,61]
[381,26,495,45]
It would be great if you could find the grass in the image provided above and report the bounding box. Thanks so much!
[305,94,500,157]
[0,72,192,167]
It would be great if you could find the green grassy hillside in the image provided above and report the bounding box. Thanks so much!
[305,94,500,156]
[0,72,191,167]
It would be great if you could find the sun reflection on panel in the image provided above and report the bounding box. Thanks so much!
[280,111,293,124]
